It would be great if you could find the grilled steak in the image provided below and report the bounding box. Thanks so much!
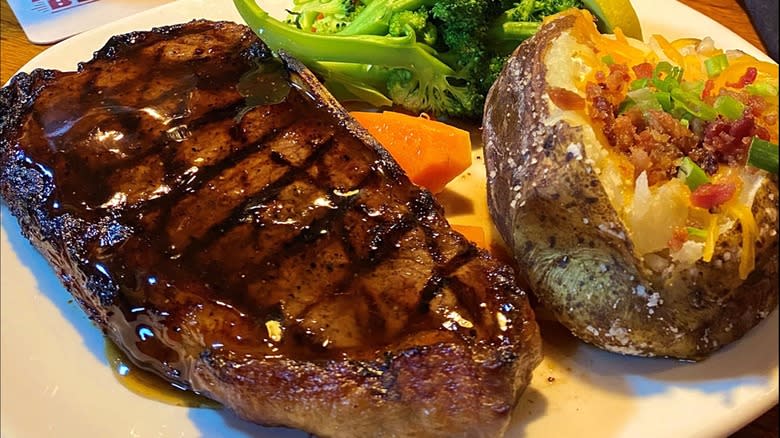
[0,20,541,437]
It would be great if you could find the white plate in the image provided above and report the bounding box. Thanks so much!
[1,1,777,437]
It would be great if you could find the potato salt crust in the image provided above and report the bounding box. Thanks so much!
[483,9,778,360]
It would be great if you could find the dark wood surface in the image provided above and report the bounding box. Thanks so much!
[1,0,777,436]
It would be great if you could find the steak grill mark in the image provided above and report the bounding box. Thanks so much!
[1,20,543,436]
[1,23,497,372]
[0,25,547,438]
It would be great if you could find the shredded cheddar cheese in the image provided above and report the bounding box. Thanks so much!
[726,204,759,279]
[712,58,780,93]
[652,34,685,69]
[682,53,706,82]
[670,37,702,51]
[702,214,719,263]
[612,26,627,44]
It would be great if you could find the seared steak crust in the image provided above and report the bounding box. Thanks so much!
[0,20,541,437]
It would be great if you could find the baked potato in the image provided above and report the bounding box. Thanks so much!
[483,9,779,359]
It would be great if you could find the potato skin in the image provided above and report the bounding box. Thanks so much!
[483,14,778,360]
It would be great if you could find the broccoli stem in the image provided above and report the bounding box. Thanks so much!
[234,0,466,112]
[234,0,456,78]
[309,61,395,106]
[485,20,540,54]
[491,21,541,41]
[313,62,392,91]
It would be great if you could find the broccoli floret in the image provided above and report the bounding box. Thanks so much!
[286,0,359,33]
[504,0,582,21]
[388,8,438,46]
[430,0,494,53]
[338,0,438,36]
[487,0,582,52]
[487,53,509,85]
[427,0,502,95]
[386,61,482,117]
[388,10,428,37]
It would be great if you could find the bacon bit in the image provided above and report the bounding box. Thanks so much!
[726,115,756,139]
[606,64,631,98]
[548,87,586,110]
[587,84,618,143]
[688,147,719,175]
[701,79,715,100]
[703,112,767,164]
[668,227,689,251]
[632,62,653,79]
[613,111,641,151]
[611,109,697,183]
[755,125,771,141]
[628,146,651,175]
[690,182,737,209]
[726,67,758,88]
[745,94,769,118]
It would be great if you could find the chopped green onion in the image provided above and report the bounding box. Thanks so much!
[602,55,615,65]
[653,61,672,91]
[678,156,709,190]
[672,66,684,82]
[747,137,779,174]
[745,82,779,97]
[625,87,662,112]
[630,78,649,90]
[655,91,672,111]
[713,95,745,120]
[669,103,692,120]
[652,62,682,92]
[671,87,717,120]
[686,227,708,239]
[654,61,674,76]
[617,100,635,114]
[680,118,690,129]
[669,107,690,120]
[704,54,729,77]
[681,80,705,97]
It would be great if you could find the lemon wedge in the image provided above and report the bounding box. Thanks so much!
[582,0,643,40]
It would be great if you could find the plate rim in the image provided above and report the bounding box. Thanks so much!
[1,0,777,437]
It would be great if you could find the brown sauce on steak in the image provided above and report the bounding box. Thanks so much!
[104,338,220,408]
[1,22,537,425]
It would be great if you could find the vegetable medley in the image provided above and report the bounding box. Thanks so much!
[234,0,587,119]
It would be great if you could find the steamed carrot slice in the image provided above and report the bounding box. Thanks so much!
[450,224,486,248]
[351,111,472,193]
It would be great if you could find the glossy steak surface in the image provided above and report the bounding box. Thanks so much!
[0,20,541,437]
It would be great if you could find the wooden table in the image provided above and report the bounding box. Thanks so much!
[0,0,777,436]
